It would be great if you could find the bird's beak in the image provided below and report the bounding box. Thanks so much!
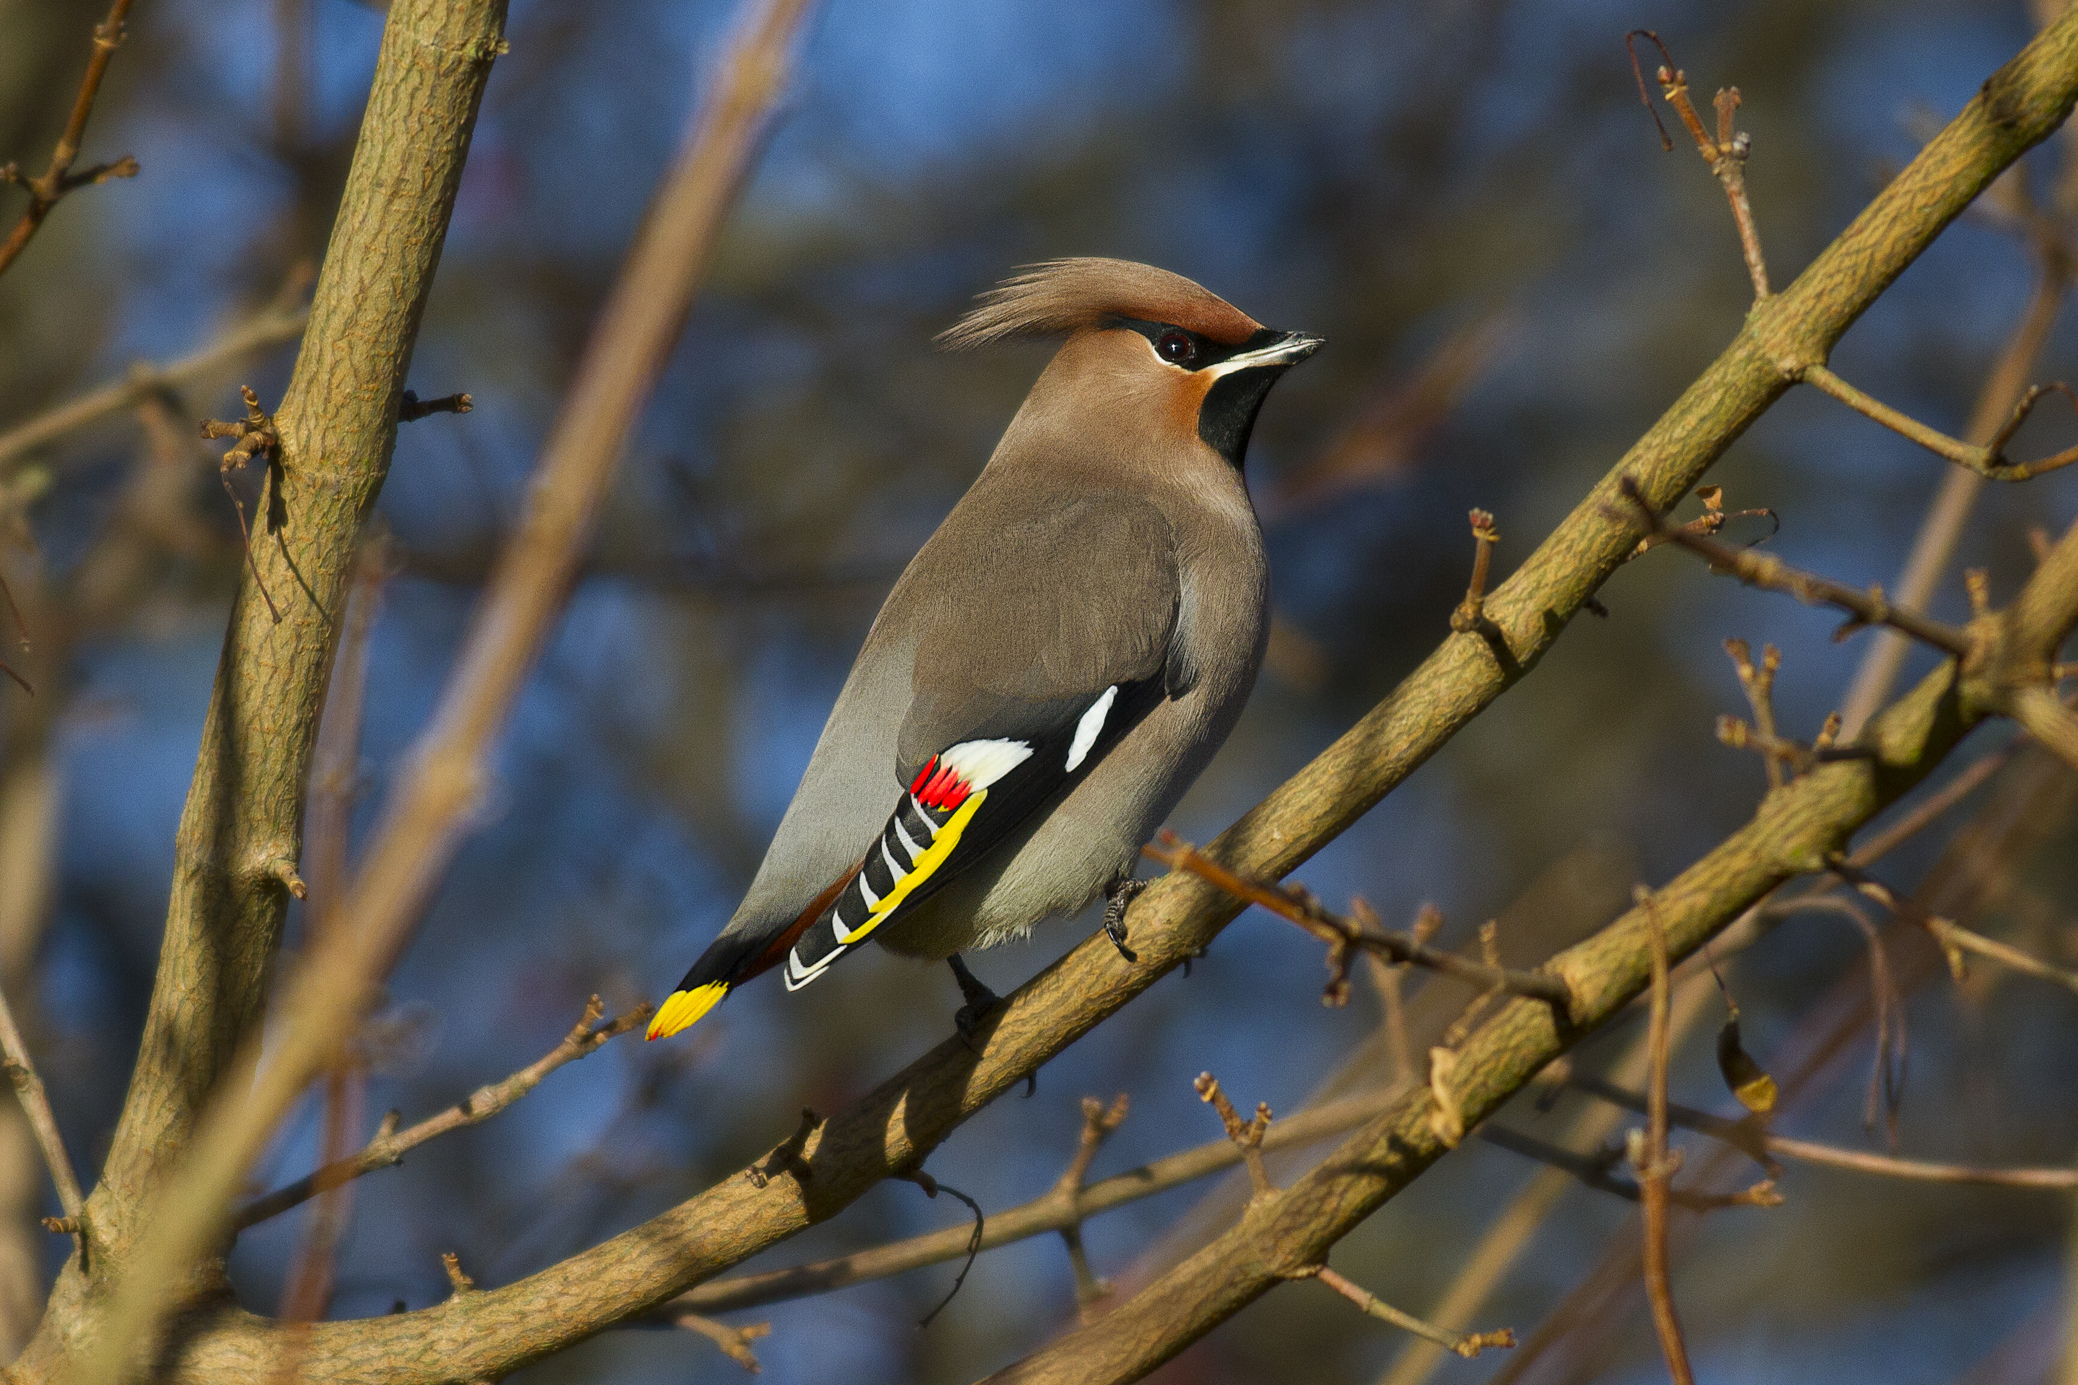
[1204,330,1325,380]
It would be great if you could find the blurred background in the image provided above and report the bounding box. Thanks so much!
[1,0,2076,1381]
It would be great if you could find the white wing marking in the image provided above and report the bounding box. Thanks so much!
[1065,685,1119,772]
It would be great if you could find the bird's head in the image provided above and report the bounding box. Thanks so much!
[937,258,1323,470]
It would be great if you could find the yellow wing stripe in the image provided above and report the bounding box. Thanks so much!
[647,981,728,1040]
[833,790,988,946]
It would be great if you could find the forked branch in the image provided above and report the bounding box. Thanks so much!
[0,0,139,278]
[1144,833,1572,1010]
[1800,365,2078,482]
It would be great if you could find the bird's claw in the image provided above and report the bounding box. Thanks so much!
[948,954,1002,1052]
[1103,877,1146,962]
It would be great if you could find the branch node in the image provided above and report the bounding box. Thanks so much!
[671,1312,772,1372]
[263,855,308,900]
[1195,1071,1274,1198]
[441,1251,475,1296]
[747,1108,821,1190]
[1449,508,1500,633]
[1301,1262,1516,1357]
[1427,1047,1466,1148]
[201,385,285,622]
[1965,567,1993,619]
[399,390,474,423]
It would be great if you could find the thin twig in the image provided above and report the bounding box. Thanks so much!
[1478,1125,1778,1212]
[1616,475,1976,658]
[1572,1073,2078,1189]
[1449,509,1500,633]
[665,1090,1401,1317]
[1301,1264,1515,1359]
[668,1312,771,1372]
[1145,832,1572,1009]
[1831,856,2078,998]
[1801,365,2078,483]
[0,0,139,279]
[1629,484,1780,558]
[1724,638,1784,789]
[234,996,651,1229]
[1630,886,1696,1385]
[903,1168,984,1327]
[1195,1072,1273,1199]
[1757,894,1905,1140]
[0,298,309,471]
[1714,714,1874,776]
[398,391,473,423]
[1629,32,1770,299]
[200,385,284,623]
[85,4,814,1372]
[0,980,82,1231]
[1365,902,1441,1089]
[1836,245,2071,738]
[1055,1095,1128,1311]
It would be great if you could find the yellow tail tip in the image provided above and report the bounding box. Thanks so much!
[647,982,728,1040]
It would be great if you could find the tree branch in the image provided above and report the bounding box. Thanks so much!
[1616,475,1976,658]
[1143,833,1572,1009]
[1628,887,1697,1385]
[88,0,513,1229]
[1568,1074,2078,1190]
[233,997,650,1231]
[0,292,310,474]
[0,0,139,279]
[983,658,1977,1385]
[662,1089,1396,1319]
[1837,240,2071,737]
[0,979,82,1232]
[55,1,814,1380]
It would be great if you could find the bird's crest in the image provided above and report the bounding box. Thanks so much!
[936,258,1263,351]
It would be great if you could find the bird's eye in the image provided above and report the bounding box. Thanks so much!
[1156,331,1196,365]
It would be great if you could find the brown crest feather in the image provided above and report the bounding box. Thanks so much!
[935,258,1263,351]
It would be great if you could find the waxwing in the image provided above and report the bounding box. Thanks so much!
[648,258,1322,1040]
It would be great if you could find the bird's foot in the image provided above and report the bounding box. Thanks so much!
[947,954,1001,1051]
[1103,877,1146,963]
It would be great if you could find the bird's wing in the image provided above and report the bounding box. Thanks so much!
[649,494,1180,1038]
[778,493,1181,987]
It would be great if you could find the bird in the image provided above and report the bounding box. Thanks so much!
[647,258,1322,1041]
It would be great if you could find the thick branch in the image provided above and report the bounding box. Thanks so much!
[984,660,1976,1385]
[60,1,813,1381]
[668,1090,1398,1317]
[10,1,512,1380]
[85,0,512,1237]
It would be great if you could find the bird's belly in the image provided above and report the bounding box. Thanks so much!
[876,678,1244,959]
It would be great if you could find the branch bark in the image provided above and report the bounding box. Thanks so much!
[14,0,511,1375]
[44,0,813,1379]
[986,656,1975,1384]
